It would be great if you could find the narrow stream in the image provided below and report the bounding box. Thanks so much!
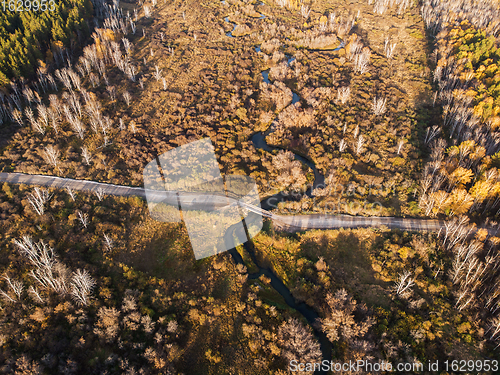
[224,17,237,37]
[223,10,332,374]
[225,215,332,374]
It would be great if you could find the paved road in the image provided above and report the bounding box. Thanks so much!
[0,172,445,232]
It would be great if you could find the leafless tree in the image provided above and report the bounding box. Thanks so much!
[384,37,397,59]
[42,145,60,169]
[55,68,72,91]
[278,317,321,368]
[487,315,500,345]
[64,109,86,140]
[89,72,99,88]
[101,116,112,137]
[12,108,23,126]
[95,188,105,201]
[353,48,371,74]
[85,96,102,124]
[125,63,137,82]
[354,135,366,155]
[337,86,351,104]
[37,67,48,92]
[3,275,23,300]
[76,63,85,77]
[103,234,114,252]
[153,65,163,82]
[47,73,57,90]
[455,287,474,311]
[107,85,116,101]
[28,285,44,303]
[0,288,15,303]
[300,4,311,19]
[397,139,404,155]
[353,124,359,139]
[14,236,68,294]
[27,187,51,215]
[48,94,61,116]
[347,38,363,61]
[68,91,82,118]
[81,146,92,165]
[372,96,387,115]
[162,77,167,90]
[123,91,131,106]
[393,270,415,298]
[47,107,59,135]
[26,107,45,134]
[424,125,440,145]
[144,5,151,18]
[70,269,96,306]
[122,38,132,54]
[66,187,76,201]
[23,87,35,105]
[68,69,82,91]
[339,139,347,152]
[440,216,475,252]
[77,211,89,229]
[130,120,137,133]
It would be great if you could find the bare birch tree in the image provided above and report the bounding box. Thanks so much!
[339,138,347,152]
[393,270,415,298]
[372,96,387,115]
[77,211,89,229]
[337,86,351,104]
[95,188,105,201]
[3,275,24,301]
[12,108,23,126]
[66,187,76,201]
[42,145,60,169]
[354,135,366,155]
[384,37,397,59]
[28,285,44,303]
[300,4,311,19]
[14,236,68,294]
[27,187,51,215]
[103,234,114,252]
[70,269,96,306]
[82,146,92,165]
[123,91,131,106]
[153,65,163,81]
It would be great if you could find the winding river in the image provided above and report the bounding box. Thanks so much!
[225,214,332,373]
[223,7,333,374]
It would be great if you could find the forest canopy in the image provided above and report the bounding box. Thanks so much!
[0,0,93,86]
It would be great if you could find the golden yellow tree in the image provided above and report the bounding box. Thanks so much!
[469,180,493,204]
[449,167,473,189]
[448,188,474,215]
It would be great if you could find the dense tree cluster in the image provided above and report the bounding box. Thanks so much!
[253,226,500,366]
[0,0,93,85]
[0,178,336,374]
[420,4,500,218]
